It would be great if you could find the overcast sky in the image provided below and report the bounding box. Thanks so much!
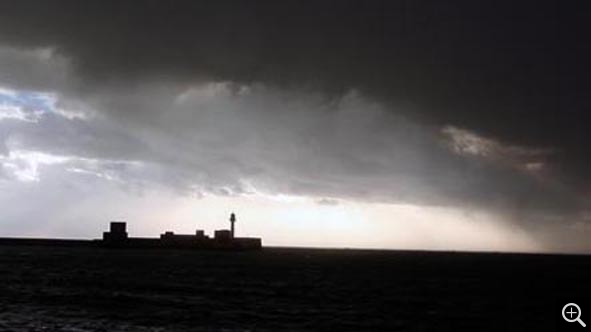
[0,0,589,252]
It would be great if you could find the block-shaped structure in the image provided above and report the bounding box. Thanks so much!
[102,221,128,244]
[214,229,232,241]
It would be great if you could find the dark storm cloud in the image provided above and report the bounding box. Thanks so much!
[0,0,588,186]
[0,0,589,224]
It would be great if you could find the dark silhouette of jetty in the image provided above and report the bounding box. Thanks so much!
[0,213,262,250]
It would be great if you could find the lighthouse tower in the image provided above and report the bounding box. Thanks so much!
[230,212,236,238]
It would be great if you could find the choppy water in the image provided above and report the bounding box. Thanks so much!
[0,246,588,331]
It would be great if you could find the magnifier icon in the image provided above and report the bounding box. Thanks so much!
[563,303,586,327]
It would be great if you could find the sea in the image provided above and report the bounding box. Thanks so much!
[0,245,588,331]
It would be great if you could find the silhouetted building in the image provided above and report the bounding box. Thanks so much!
[160,231,203,246]
[103,221,128,244]
[98,213,261,250]
[214,229,232,241]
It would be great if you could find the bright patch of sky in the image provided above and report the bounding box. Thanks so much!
[0,87,55,122]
